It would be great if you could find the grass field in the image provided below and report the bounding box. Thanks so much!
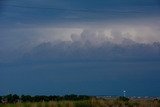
[0,98,160,107]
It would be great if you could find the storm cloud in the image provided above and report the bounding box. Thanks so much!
[0,0,160,96]
[0,26,160,63]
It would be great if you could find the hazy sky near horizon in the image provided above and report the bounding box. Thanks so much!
[0,0,160,96]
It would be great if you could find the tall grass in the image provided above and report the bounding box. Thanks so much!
[0,98,160,107]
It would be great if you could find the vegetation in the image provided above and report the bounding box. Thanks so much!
[0,94,90,103]
[0,95,160,107]
[117,96,130,102]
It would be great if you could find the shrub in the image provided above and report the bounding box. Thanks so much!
[117,96,129,102]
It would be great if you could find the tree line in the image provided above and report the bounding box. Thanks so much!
[0,94,91,103]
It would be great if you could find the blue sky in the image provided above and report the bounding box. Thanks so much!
[0,0,160,26]
[0,0,160,96]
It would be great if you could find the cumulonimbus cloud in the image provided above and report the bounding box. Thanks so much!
[20,28,160,62]
[0,25,160,63]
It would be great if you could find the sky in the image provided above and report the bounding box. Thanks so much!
[0,0,160,96]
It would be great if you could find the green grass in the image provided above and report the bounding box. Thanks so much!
[0,98,160,107]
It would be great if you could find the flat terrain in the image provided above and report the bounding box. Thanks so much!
[1,98,160,107]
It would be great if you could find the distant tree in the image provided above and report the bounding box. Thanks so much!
[12,94,19,102]
[33,95,49,102]
[64,94,78,100]
[0,96,2,103]
[117,96,129,102]
[78,95,90,100]
[5,94,13,103]
[1,94,91,103]
[3,94,20,103]
[21,95,32,102]
[48,95,57,101]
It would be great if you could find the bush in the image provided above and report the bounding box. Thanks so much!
[117,96,129,102]
[0,96,2,103]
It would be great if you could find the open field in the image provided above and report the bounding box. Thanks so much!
[1,98,160,107]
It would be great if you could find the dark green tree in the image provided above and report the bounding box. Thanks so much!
[117,96,129,102]
[21,95,32,102]
[12,94,19,102]
[0,96,2,103]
